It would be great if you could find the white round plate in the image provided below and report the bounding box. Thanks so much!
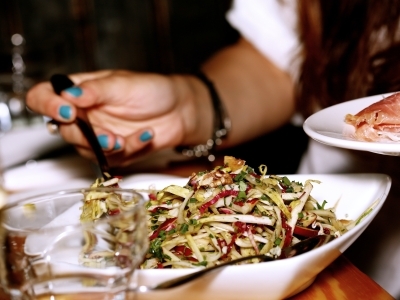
[303,92,400,156]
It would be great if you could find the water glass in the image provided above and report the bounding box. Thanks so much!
[0,188,148,300]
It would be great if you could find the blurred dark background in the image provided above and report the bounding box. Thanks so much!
[0,0,308,174]
[0,0,238,80]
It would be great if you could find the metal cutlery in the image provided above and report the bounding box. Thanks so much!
[50,74,110,178]
[135,234,335,291]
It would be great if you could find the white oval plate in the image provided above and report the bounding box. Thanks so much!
[303,92,400,156]
[122,173,391,300]
[15,173,391,300]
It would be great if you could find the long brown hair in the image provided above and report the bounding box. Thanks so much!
[296,0,400,118]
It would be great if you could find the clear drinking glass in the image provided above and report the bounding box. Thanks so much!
[0,188,148,300]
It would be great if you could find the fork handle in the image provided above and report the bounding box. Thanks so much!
[50,74,110,176]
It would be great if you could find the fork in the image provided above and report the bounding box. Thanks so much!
[50,74,110,178]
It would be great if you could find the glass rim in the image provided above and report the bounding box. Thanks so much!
[0,187,148,232]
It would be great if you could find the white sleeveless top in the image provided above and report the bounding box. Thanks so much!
[227,0,356,174]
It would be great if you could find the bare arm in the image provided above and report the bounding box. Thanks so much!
[183,38,296,149]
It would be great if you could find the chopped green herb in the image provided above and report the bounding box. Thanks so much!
[194,261,208,267]
[258,242,265,250]
[282,176,291,186]
[149,238,164,260]
[237,191,247,200]
[164,254,171,260]
[234,171,247,182]
[180,223,189,234]
[158,230,166,239]
[317,200,328,210]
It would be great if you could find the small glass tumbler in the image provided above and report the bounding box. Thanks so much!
[0,188,148,300]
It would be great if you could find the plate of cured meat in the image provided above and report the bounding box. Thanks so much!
[303,92,400,156]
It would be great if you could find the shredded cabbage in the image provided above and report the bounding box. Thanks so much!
[78,157,374,270]
[141,156,355,269]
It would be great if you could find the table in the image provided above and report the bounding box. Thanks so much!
[291,255,393,299]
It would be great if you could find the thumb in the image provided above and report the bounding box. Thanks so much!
[60,71,115,108]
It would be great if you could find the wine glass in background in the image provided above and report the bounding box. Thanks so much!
[1,0,41,129]
[4,33,42,128]
[0,97,11,208]
[0,32,28,209]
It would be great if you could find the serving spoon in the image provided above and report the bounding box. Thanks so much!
[49,74,110,178]
[135,234,335,292]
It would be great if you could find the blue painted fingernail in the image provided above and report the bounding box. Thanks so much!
[64,86,82,97]
[140,131,152,142]
[114,140,121,150]
[59,105,71,119]
[97,134,109,149]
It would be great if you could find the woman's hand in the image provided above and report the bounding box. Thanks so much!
[26,70,213,167]
[26,39,295,168]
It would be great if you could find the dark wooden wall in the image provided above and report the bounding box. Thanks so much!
[0,0,238,82]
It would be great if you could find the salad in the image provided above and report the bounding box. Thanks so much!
[80,173,127,222]
[141,156,359,269]
[79,173,139,268]
[78,156,368,270]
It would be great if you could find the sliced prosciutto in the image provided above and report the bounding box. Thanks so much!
[344,92,400,142]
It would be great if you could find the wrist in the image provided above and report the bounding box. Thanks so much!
[171,74,214,146]
[174,72,230,161]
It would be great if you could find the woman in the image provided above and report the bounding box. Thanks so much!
[26,0,400,297]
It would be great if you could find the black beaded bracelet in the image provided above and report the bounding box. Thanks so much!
[176,72,231,162]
